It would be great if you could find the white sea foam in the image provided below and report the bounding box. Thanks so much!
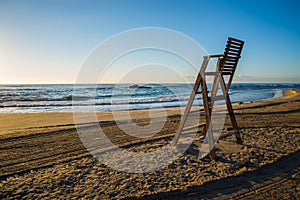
[0,83,298,113]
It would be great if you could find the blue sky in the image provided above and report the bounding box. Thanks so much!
[0,0,299,83]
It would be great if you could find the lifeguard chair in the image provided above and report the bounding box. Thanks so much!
[173,37,244,159]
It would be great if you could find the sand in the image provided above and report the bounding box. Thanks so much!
[0,90,299,199]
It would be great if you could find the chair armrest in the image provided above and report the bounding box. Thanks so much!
[205,72,221,76]
[209,54,224,58]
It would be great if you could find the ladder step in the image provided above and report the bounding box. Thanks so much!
[208,95,226,101]
[182,123,206,132]
[205,72,220,76]
[196,90,212,95]
[189,108,205,113]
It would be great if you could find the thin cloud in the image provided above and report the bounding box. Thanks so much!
[237,74,256,79]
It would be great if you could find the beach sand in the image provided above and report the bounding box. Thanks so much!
[0,90,299,199]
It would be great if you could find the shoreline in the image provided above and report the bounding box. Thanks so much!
[0,89,299,199]
[1,83,298,114]
[0,89,298,136]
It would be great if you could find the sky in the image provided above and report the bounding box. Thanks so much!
[0,0,299,84]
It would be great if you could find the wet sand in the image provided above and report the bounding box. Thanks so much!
[0,90,299,199]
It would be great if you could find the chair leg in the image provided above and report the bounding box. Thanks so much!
[226,95,242,144]
[207,124,216,159]
[219,76,242,145]
[201,78,211,136]
[201,79,216,159]
[172,76,201,145]
[173,57,210,146]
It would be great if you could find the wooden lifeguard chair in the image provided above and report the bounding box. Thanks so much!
[173,37,244,159]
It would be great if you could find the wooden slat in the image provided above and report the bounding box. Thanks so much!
[227,51,240,56]
[223,67,234,71]
[223,65,235,68]
[226,44,242,50]
[225,53,239,57]
[229,41,243,46]
[224,59,237,63]
[220,65,237,72]
[225,59,238,63]
[223,63,236,67]
[227,47,241,52]
[225,56,240,60]
[226,55,239,60]
[223,69,235,73]
[223,62,236,66]
[223,64,237,67]
[228,40,243,46]
[223,65,236,69]
[223,67,235,71]
[223,69,234,73]
[221,72,233,75]
[228,37,244,44]
[225,48,240,53]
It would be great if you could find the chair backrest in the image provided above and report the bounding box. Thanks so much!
[218,37,244,88]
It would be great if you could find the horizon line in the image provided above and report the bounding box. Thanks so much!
[0,82,300,85]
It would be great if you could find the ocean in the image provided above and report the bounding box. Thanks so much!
[0,83,299,113]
